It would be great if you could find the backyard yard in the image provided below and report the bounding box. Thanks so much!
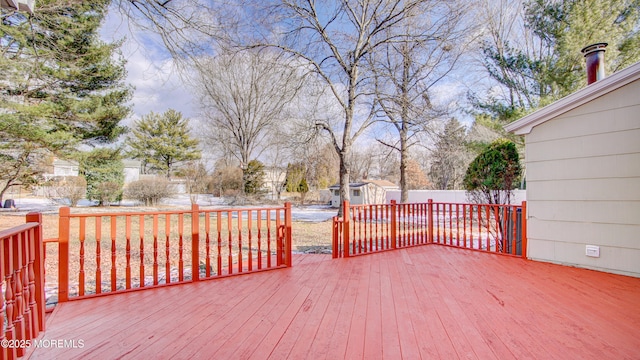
[0,198,335,305]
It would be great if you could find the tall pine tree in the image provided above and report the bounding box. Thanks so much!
[0,0,131,202]
[125,109,201,178]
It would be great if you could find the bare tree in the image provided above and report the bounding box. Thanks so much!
[372,0,474,203]
[239,0,438,215]
[112,0,231,64]
[194,50,304,193]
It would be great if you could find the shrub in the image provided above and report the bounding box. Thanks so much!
[45,176,87,206]
[94,181,123,206]
[124,178,174,206]
[463,138,522,205]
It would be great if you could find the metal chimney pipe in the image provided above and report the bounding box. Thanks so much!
[581,43,608,85]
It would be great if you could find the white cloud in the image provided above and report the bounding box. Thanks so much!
[99,10,199,125]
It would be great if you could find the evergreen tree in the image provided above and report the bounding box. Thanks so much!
[475,0,640,134]
[429,119,469,190]
[125,109,201,178]
[80,148,124,206]
[463,139,522,205]
[244,160,265,195]
[0,0,131,203]
[284,163,306,193]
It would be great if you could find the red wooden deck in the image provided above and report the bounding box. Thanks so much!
[28,246,640,359]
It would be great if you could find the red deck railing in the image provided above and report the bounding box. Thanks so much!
[1,213,46,360]
[333,200,527,258]
[45,203,292,303]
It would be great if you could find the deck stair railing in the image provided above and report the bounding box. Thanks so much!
[45,203,292,303]
[333,200,527,259]
[1,213,46,360]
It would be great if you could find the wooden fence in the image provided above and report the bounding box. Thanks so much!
[1,213,46,360]
[46,204,292,303]
[333,200,527,258]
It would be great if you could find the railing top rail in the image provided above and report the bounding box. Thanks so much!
[346,201,525,209]
[198,206,287,213]
[348,203,393,209]
[0,221,40,239]
[65,205,288,218]
[430,202,524,208]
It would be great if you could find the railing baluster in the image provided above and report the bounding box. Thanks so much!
[13,233,25,357]
[79,218,85,296]
[191,204,200,282]
[165,213,171,284]
[227,211,233,275]
[216,212,222,276]
[248,210,253,272]
[205,212,211,277]
[257,210,262,269]
[178,213,184,282]
[238,210,243,272]
[4,235,16,359]
[140,214,145,287]
[511,205,517,255]
[126,216,131,289]
[110,215,117,291]
[275,209,282,265]
[153,214,158,285]
[485,205,491,251]
[95,217,102,294]
[266,210,271,268]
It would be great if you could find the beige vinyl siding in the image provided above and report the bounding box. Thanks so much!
[524,78,640,277]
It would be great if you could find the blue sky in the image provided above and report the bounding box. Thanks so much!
[99,9,199,125]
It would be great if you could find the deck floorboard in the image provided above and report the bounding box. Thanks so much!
[29,246,640,359]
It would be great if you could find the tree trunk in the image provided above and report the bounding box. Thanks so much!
[0,186,7,205]
[399,138,408,203]
[338,148,351,217]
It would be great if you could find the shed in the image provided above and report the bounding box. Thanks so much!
[505,61,640,277]
[328,180,399,207]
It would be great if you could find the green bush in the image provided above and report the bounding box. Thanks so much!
[463,139,522,204]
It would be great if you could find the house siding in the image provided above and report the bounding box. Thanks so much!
[524,78,640,277]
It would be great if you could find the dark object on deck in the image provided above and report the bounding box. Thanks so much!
[3,198,16,208]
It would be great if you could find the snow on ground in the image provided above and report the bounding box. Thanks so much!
[1,195,336,223]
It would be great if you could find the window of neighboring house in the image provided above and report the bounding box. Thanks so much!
[333,190,339,196]
[352,189,361,197]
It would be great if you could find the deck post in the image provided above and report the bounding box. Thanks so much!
[58,207,70,303]
[26,212,45,333]
[521,201,528,259]
[284,202,293,267]
[191,204,200,281]
[427,199,434,244]
[332,217,338,258]
[343,200,350,258]
[390,200,397,249]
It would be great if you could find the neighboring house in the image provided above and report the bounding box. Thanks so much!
[329,180,399,207]
[262,166,287,199]
[122,159,141,184]
[46,157,141,184]
[51,158,79,178]
[505,60,640,278]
